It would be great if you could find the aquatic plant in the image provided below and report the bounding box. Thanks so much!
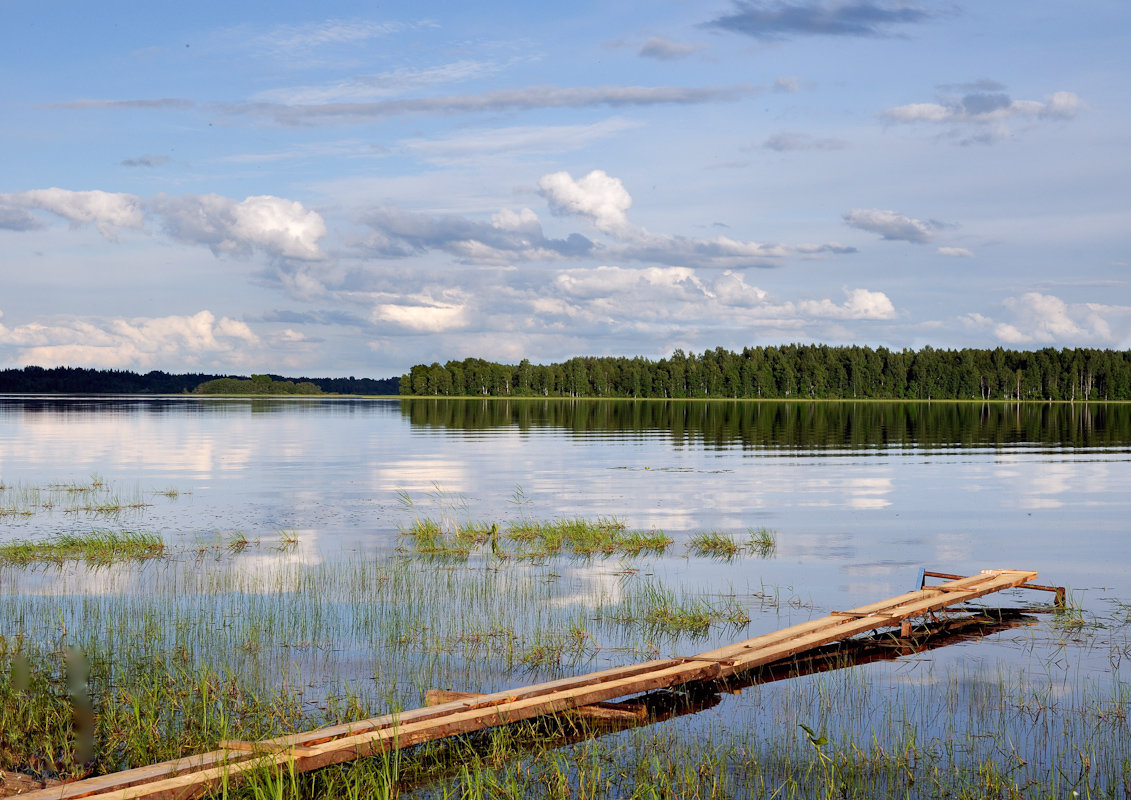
[0,530,165,565]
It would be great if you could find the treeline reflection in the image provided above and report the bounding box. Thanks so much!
[401,399,1131,450]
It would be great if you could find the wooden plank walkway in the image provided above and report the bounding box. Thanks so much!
[21,568,1042,800]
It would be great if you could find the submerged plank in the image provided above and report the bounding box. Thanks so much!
[18,568,1040,800]
[425,689,646,722]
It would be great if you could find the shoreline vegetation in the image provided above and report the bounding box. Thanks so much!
[2,344,1131,402]
[2,480,1128,796]
[0,366,399,396]
[402,344,1131,401]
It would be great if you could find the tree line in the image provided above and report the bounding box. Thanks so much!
[0,366,399,395]
[401,397,1128,449]
[193,374,323,395]
[401,345,1131,401]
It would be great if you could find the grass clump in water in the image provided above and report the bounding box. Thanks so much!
[506,516,672,558]
[748,527,777,557]
[0,530,165,565]
[686,528,777,560]
[398,487,672,560]
[596,581,751,638]
[687,531,744,559]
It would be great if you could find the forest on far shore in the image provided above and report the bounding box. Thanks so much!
[401,345,1131,401]
[0,366,399,395]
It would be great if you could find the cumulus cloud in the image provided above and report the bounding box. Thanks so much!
[4,188,145,238]
[371,301,470,333]
[763,130,846,151]
[555,266,708,302]
[153,194,327,260]
[937,246,973,257]
[704,1,933,40]
[361,169,853,269]
[0,204,44,231]
[962,292,1130,346]
[638,36,703,60]
[998,292,1096,343]
[539,170,633,234]
[796,287,897,320]
[2,187,327,261]
[842,208,944,243]
[882,88,1084,144]
[521,266,897,330]
[0,310,260,370]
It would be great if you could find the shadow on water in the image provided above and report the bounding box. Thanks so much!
[372,609,1037,795]
[400,398,1131,451]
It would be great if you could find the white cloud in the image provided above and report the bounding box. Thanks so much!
[154,193,327,261]
[712,271,769,307]
[937,246,973,257]
[843,208,940,243]
[974,292,1131,346]
[6,188,144,238]
[230,196,327,260]
[371,301,469,332]
[796,288,897,320]
[364,169,854,269]
[0,310,260,370]
[4,188,327,262]
[1000,292,1085,342]
[538,169,633,234]
[0,204,44,231]
[554,266,708,302]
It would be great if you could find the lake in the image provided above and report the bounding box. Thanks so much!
[1,396,1129,795]
[4,397,1128,598]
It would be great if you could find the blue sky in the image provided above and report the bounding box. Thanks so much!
[1,1,1128,377]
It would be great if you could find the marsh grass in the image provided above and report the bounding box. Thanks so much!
[0,476,162,520]
[398,489,674,560]
[217,660,1131,799]
[1,488,1127,798]
[747,527,777,557]
[595,581,751,637]
[505,517,672,559]
[687,531,743,559]
[687,528,777,560]
[0,530,164,565]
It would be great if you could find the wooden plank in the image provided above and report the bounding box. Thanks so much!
[425,689,646,722]
[56,661,724,800]
[17,569,1040,800]
[261,657,684,749]
[696,570,1035,665]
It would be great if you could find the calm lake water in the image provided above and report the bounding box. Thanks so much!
[3,397,1128,602]
[1,396,1129,786]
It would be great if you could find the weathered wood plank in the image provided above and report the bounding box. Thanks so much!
[17,569,1040,800]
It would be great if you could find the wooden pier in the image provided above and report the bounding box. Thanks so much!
[22,568,1053,800]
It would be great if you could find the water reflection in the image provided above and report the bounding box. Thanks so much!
[402,398,1131,451]
[2,396,1129,607]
